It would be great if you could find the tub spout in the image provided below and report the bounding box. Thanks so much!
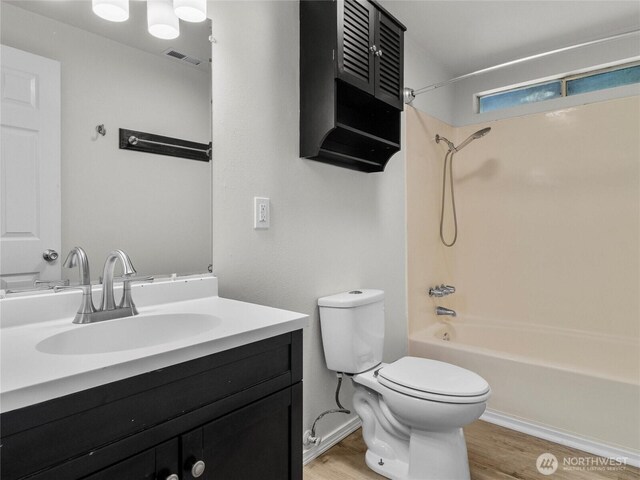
[436,306,457,317]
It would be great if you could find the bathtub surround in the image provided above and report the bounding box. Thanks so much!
[406,97,640,460]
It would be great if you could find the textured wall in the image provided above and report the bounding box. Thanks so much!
[209,0,408,446]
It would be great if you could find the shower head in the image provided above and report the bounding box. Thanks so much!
[455,127,491,152]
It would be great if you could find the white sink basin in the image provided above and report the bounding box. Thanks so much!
[36,313,220,355]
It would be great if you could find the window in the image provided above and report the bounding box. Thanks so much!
[477,62,640,113]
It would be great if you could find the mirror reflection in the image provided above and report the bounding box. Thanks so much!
[0,1,212,289]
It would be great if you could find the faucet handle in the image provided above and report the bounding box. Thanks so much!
[115,275,154,314]
[54,284,97,322]
[441,285,456,295]
[428,286,445,297]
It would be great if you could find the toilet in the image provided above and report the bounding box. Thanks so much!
[318,289,490,480]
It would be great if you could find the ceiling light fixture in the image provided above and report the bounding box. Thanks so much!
[147,0,180,40]
[92,0,129,22]
[92,0,207,38]
[173,0,207,22]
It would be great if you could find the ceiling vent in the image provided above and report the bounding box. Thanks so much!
[162,48,202,66]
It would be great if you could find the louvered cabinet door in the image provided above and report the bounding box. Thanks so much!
[337,0,376,94]
[374,11,404,109]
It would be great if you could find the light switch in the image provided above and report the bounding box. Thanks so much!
[254,197,270,229]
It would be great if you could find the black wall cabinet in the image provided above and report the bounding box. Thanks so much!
[300,0,406,172]
[0,331,303,480]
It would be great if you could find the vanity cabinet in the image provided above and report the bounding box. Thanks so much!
[300,0,406,172]
[0,331,302,480]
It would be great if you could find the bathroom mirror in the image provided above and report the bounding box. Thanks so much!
[0,1,212,288]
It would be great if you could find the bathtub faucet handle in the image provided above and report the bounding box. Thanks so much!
[429,284,456,297]
[428,286,445,297]
[441,285,456,295]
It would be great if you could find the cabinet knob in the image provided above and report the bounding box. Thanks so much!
[190,460,205,478]
[369,45,377,53]
[375,49,383,57]
[165,475,179,480]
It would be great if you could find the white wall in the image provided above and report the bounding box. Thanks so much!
[209,0,415,448]
[450,34,640,126]
[1,4,212,278]
[403,34,454,125]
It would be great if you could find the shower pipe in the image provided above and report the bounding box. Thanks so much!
[403,28,640,103]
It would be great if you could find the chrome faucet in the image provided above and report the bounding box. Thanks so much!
[57,246,97,323]
[57,248,152,324]
[436,306,457,317]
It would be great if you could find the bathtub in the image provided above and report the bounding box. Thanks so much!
[409,319,640,465]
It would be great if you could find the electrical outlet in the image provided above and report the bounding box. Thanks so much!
[254,197,270,229]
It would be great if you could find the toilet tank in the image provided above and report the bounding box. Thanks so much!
[318,289,385,374]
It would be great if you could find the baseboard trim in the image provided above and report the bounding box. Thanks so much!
[302,417,362,466]
[481,409,640,468]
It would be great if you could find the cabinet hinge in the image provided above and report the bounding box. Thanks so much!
[332,49,335,61]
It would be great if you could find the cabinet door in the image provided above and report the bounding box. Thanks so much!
[180,388,295,480]
[374,11,404,109]
[337,0,376,95]
[155,438,181,480]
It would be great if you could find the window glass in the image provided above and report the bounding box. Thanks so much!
[566,65,640,96]
[478,81,562,113]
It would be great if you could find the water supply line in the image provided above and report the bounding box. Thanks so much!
[303,373,351,448]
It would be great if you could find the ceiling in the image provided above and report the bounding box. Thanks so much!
[5,0,211,73]
[379,0,640,77]
[7,1,640,81]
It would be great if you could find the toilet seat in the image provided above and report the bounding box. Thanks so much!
[376,357,490,404]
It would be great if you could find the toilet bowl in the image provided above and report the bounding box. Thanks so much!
[352,358,489,479]
[318,290,490,480]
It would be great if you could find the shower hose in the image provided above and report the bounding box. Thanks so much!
[440,149,458,247]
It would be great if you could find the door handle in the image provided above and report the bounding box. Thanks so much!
[42,249,59,262]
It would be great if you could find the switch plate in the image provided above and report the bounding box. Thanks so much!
[254,197,270,229]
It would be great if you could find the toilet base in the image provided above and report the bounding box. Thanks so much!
[363,427,471,480]
[365,449,409,479]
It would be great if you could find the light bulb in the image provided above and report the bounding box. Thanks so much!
[173,0,207,22]
[147,0,180,40]
[92,0,129,22]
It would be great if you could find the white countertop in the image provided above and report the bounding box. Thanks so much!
[0,276,308,413]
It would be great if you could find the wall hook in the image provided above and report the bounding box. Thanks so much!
[96,124,107,136]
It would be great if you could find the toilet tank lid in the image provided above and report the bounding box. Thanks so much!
[318,289,384,308]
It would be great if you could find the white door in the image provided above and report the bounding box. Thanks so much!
[0,45,61,290]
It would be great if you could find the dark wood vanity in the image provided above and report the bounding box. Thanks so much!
[0,331,303,480]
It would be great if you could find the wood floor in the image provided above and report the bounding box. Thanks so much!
[304,421,640,480]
